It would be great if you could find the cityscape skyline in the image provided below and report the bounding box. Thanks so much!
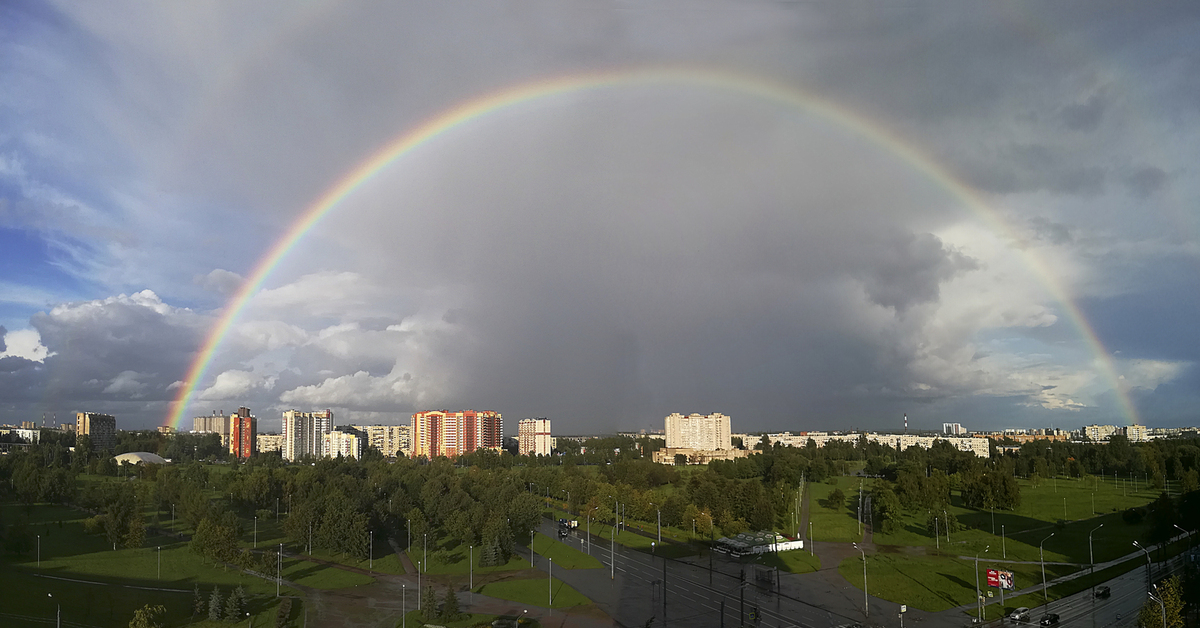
[3,4,1199,434]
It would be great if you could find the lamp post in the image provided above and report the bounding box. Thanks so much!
[944,509,951,543]
[254,516,258,548]
[417,561,421,610]
[1133,541,1152,588]
[277,543,281,597]
[402,584,406,628]
[157,546,161,579]
[48,593,59,628]
[369,530,373,570]
[587,506,597,555]
[423,533,427,574]
[548,557,553,610]
[1088,524,1104,573]
[852,543,868,618]
[649,503,661,543]
[37,534,40,567]
[974,545,990,621]
[1174,524,1193,551]
[469,544,474,596]
[1002,524,1006,559]
[933,515,940,550]
[1040,533,1054,607]
[530,530,536,568]
[611,525,615,580]
[1148,590,1166,628]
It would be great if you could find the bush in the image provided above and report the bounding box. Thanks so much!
[276,598,292,628]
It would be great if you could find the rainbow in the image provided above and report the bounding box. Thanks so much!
[165,67,1139,429]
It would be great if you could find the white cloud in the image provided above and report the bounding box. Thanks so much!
[197,369,277,401]
[103,370,148,396]
[0,328,53,362]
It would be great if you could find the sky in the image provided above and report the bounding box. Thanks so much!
[2,1,1199,435]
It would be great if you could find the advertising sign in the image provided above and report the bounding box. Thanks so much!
[998,570,1015,590]
[986,569,999,587]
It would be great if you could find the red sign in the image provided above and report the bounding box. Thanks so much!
[986,569,999,587]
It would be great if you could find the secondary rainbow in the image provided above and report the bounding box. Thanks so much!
[165,67,1139,429]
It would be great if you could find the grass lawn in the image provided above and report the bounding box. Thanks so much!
[807,479,867,543]
[475,577,591,609]
[2,503,371,593]
[0,567,299,628]
[546,508,698,558]
[871,476,1159,565]
[530,533,603,569]
[406,540,530,576]
[837,553,1078,614]
[751,548,820,574]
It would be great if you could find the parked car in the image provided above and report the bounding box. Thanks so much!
[1008,607,1031,623]
[1094,585,1111,599]
[1039,613,1060,626]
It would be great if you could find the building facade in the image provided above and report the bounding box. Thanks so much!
[1125,424,1148,443]
[518,418,552,456]
[228,407,256,459]
[281,410,333,461]
[351,424,412,458]
[76,412,116,451]
[324,426,366,459]
[1084,424,1120,442]
[257,433,283,453]
[665,413,731,451]
[193,411,232,446]
[411,410,502,458]
[942,422,966,435]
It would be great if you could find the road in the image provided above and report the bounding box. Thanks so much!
[531,518,865,628]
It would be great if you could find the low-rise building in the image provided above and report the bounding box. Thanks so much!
[257,433,283,453]
[652,447,754,465]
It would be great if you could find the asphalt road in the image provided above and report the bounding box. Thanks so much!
[531,518,865,628]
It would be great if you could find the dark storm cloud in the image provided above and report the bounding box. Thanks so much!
[1124,166,1169,199]
[858,232,978,313]
[1058,92,1107,132]
[1027,217,1073,245]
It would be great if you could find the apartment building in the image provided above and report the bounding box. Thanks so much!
[665,413,732,451]
[228,407,256,459]
[351,424,412,458]
[518,418,552,456]
[281,410,333,461]
[410,410,502,457]
[76,412,116,451]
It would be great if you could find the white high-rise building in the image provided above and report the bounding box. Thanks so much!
[942,422,965,435]
[518,418,552,456]
[281,410,333,461]
[324,426,365,460]
[665,413,731,450]
[352,424,412,458]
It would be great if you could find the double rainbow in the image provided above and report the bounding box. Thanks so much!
[165,67,1138,430]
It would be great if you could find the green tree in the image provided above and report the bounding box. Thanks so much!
[1137,575,1183,628]
[208,587,223,621]
[192,584,204,617]
[224,585,246,621]
[128,604,165,628]
[442,585,461,621]
[420,586,438,620]
[822,488,845,510]
[872,485,904,534]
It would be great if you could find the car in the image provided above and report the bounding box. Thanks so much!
[1008,607,1031,623]
[1039,613,1060,626]
[1094,585,1111,599]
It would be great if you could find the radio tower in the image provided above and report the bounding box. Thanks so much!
[904,413,908,435]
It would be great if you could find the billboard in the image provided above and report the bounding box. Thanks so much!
[987,569,1015,590]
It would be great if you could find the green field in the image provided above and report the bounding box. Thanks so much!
[530,532,603,569]
[546,508,697,558]
[807,478,870,543]
[474,577,591,609]
[751,548,821,574]
[406,540,530,576]
[837,552,1078,614]
[870,476,1160,565]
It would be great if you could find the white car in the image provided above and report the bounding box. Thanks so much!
[1008,608,1031,623]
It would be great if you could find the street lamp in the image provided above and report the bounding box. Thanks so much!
[1088,524,1104,573]
[417,561,421,610]
[423,533,427,574]
[852,543,868,618]
[469,545,473,594]
[649,502,661,543]
[943,509,951,543]
[369,530,373,570]
[548,557,553,610]
[37,534,40,567]
[1174,524,1193,551]
[157,546,161,579]
[48,593,59,628]
[1002,524,1006,559]
[1039,533,1054,607]
[530,530,536,568]
[402,583,406,628]
[587,506,597,555]
[1133,541,1152,588]
[974,545,990,621]
[1148,589,1166,628]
